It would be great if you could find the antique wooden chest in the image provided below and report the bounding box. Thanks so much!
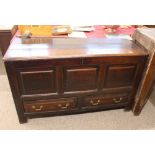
[3,37,148,123]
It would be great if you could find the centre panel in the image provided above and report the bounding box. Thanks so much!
[63,66,99,93]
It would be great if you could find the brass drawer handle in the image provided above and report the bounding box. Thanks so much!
[32,105,43,111]
[90,99,100,106]
[58,103,70,109]
[112,97,123,103]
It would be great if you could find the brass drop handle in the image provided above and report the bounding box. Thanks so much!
[58,103,70,109]
[113,97,122,103]
[90,99,100,106]
[32,105,43,111]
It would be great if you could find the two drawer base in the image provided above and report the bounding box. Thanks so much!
[22,93,131,123]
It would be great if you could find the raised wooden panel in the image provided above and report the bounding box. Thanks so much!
[19,68,56,95]
[104,65,137,88]
[63,66,99,93]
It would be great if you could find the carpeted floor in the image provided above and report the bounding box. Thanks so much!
[0,52,155,130]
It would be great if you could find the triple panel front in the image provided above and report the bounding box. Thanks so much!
[5,56,147,123]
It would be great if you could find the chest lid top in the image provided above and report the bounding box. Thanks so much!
[3,37,148,61]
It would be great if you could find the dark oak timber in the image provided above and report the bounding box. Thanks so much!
[3,37,148,123]
[0,25,17,56]
[132,28,155,115]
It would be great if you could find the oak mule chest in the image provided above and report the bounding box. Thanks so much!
[3,38,148,123]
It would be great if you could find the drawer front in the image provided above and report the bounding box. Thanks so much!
[23,97,77,113]
[82,93,129,109]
